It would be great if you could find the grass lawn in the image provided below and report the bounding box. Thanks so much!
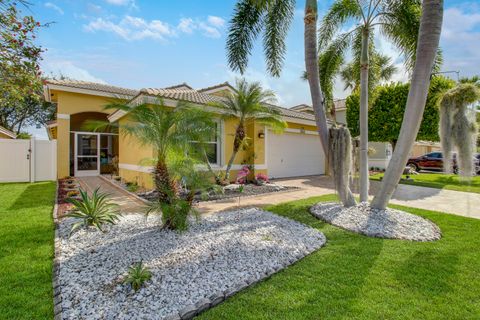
[370,172,480,194]
[0,182,56,320]
[199,195,480,320]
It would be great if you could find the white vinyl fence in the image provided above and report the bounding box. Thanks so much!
[0,138,56,183]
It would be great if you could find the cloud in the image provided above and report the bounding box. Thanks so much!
[84,15,226,41]
[42,59,107,83]
[104,0,135,6]
[440,7,480,77]
[44,2,64,15]
[207,16,225,28]
[84,15,174,41]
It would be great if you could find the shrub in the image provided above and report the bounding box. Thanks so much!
[236,165,250,184]
[255,173,269,183]
[122,261,152,292]
[146,197,197,231]
[126,182,139,192]
[66,188,121,235]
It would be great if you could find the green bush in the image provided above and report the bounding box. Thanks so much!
[346,76,455,146]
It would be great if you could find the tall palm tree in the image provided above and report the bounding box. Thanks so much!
[209,78,286,181]
[318,0,423,202]
[105,99,216,207]
[227,0,355,207]
[339,52,397,92]
[371,0,444,209]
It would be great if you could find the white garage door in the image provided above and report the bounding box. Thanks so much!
[267,131,325,179]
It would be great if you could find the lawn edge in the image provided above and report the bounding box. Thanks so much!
[52,181,63,320]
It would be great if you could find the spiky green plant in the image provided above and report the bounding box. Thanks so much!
[65,188,121,235]
[122,261,152,292]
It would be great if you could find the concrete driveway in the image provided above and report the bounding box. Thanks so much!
[199,175,480,219]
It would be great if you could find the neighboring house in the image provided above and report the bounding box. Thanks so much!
[0,126,16,139]
[43,80,328,188]
[291,99,347,125]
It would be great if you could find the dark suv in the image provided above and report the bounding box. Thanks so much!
[407,152,480,174]
[407,152,457,173]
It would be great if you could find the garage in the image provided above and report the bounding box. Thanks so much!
[267,130,325,179]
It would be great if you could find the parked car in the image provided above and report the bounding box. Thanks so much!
[407,152,480,174]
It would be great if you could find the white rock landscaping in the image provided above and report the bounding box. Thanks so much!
[56,208,326,320]
[310,202,441,241]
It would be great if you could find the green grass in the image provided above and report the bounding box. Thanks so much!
[0,182,56,320]
[371,172,480,194]
[199,195,480,320]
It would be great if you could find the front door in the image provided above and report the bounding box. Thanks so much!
[74,133,99,177]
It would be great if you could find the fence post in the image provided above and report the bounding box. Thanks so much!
[30,137,35,183]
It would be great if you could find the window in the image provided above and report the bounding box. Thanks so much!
[190,122,221,166]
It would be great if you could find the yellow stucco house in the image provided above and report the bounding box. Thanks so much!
[43,79,326,188]
[0,126,16,139]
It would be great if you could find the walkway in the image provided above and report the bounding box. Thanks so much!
[78,175,480,220]
[77,176,145,214]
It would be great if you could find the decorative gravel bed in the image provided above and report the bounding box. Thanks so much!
[57,208,326,319]
[310,202,441,241]
[139,183,299,202]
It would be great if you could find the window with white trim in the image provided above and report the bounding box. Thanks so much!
[191,121,221,166]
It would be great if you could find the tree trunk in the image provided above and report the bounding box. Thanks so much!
[304,0,329,156]
[371,0,444,209]
[224,123,245,181]
[203,148,222,185]
[359,27,370,202]
[305,0,355,207]
[154,158,177,205]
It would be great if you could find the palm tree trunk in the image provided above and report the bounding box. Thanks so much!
[224,123,245,182]
[371,0,443,209]
[305,0,355,207]
[304,0,329,155]
[359,27,370,202]
[154,158,176,204]
[203,148,222,185]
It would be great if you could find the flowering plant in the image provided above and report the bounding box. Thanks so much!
[235,165,250,184]
[255,173,269,183]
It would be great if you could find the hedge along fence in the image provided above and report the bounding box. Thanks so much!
[346,76,455,150]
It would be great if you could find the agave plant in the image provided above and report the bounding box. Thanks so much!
[122,261,152,292]
[66,188,121,235]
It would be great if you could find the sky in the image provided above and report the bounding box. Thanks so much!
[25,0,480,138]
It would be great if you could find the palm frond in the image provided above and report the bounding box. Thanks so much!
[226,0,264,74]
[262,0,295,77]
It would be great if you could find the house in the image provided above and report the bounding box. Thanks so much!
[43,80,328,188]
[291,99,347,124]
[0,126,16,139]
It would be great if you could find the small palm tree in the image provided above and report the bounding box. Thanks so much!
[122,261,152,292]
[66,188,121,235]
[106,99,216,207]
[209,79,286,181]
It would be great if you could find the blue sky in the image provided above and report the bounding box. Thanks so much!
[27,0,480,137]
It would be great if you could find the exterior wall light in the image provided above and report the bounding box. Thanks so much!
[258,132,265,139]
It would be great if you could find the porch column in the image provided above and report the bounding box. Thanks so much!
[56,116,70,178]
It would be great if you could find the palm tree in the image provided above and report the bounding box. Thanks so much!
[106,99,216,207]
[371,0,444,209]
[318,0,423,202]
[338,52,397,93]
[227,0,356,207]
[209,78,286,181]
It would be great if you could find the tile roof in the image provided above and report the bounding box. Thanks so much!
[46,79,321,123]
[197,81,236,93]
[139,88,224,105]
[45,79,138,97]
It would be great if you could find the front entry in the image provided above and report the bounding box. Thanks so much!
[73,132,119,177]
[75,132,99,177]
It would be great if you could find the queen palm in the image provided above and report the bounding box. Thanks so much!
[209,78,286,181]
[318,0,423,202]
[105,99,216,207]
[227,0,356,206]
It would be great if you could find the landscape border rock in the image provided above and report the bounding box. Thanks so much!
[310,202,441,241]
[57,208,326,319]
